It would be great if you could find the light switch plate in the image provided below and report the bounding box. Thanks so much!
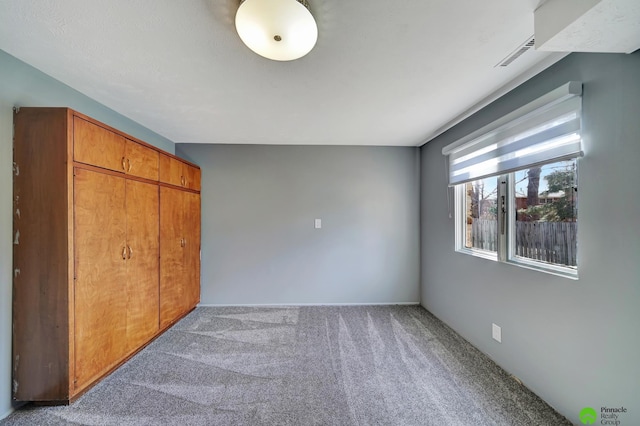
[314,219,322,229]
[492,323,502,343]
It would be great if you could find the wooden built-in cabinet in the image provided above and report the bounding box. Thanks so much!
[74,117,160,180]
[160,153,201,191]
[12,108,201,403]
[160,187,201,328]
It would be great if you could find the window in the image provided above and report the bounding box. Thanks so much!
[445,82,582,278]
[511,160,577,270]
[461,176,499,255]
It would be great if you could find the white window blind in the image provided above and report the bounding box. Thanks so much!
[443,82,583,186]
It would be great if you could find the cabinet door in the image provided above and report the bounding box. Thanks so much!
[159,154,200,190]
[159,154,184,187]
[159,187,185,328]
[183,164,201,191]
[74,117,126,172]
[125,140,159,181]
[184,192,201,309]
[74,168,127,390]
[125,180,160,353]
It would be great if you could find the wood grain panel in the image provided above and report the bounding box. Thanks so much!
[12,108,71,401]
[184,192,201,309]
[73,117,126,173]
[159,187,185,328]
[159,154,183,187]
[125,180,160,353]
[184,164,201,191]
[66,109,76,398]
[74,168,127,390]
[125,139,159,181]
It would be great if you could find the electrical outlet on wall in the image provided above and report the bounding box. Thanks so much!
[314,218,322,229]
[492,323,502,343]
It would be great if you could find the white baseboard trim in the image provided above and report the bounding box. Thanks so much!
[197,302,420,307]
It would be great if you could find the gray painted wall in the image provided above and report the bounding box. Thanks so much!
[176,144,420,305]
[0,49,175,418]
[420,52,640,424]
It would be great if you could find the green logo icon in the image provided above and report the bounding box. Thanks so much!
[580,407,597,424]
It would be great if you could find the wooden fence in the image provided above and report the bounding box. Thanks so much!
[470,219,577,266]
[470,219,497,252]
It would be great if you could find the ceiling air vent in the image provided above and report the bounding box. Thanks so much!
[495,36,535,67]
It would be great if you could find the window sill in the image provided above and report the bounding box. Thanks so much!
[507,256,579,280]
[456,247,498,262]
[455,248,579,280]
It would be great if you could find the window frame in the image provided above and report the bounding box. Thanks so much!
[454,164,579,279]
[454,179,499,262]
[506,169,578,278]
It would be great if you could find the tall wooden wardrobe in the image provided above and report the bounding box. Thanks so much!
[12,108,201,403]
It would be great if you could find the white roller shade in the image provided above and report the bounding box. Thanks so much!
[443,82,583,186]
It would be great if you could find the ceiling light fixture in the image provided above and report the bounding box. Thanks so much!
[235,0,318,61]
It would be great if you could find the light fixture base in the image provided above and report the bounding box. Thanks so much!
[235,0,318,61]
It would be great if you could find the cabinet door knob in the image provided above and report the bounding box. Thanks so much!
[127,158,132,172]
[128,245,133,259]
[122,246,127,259]
[121,157,126,171]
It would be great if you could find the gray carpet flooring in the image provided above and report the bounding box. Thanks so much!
[2,305,570,425]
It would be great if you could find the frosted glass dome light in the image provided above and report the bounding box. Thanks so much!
[235,0,318,61]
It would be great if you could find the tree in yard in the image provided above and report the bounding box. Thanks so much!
[526,166,541,207]
[541,167,577,221]
[517,163,577,222]
[546,168,575,194]
[467,180,497,221]
[467,182,481,220]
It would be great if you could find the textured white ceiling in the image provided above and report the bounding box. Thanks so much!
[0,0,566,146]
[535,0,640,53]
